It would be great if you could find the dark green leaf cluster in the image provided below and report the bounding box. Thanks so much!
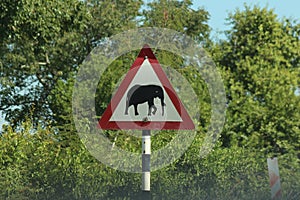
[0,122,299,199]
[213,5,300,155]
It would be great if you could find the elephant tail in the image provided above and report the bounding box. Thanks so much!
[125,96,129,115]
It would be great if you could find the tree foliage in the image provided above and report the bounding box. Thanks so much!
[214,6,300,155]
[0,121,299,199]
[142,0,210,42]
[0,0,142,127]
[0,2,300,199]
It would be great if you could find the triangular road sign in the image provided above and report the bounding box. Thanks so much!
[98,44,195,130]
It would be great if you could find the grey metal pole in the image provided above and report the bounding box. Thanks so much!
[142,130,151,191]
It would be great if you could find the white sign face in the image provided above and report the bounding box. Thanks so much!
[110,59,182,122]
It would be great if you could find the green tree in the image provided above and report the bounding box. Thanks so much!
[0,0,142,128]
[0,0,89,127]
[142,0,210,42]
[214,5,300,154]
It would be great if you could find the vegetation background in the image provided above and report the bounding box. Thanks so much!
[0,0,299,199]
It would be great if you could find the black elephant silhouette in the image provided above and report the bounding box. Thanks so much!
[124,85,166,116]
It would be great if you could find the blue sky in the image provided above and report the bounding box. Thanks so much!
[192,0,300,39]
[1,0,299,132]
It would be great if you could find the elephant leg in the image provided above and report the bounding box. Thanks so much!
[148,101,152,116]
[148,106,151,116]
[134,104,139,116]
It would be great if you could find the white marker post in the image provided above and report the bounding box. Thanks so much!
[142,130,151,192]
[267,157,282,199]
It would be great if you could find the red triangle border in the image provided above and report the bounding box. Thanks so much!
[98,44,195,130]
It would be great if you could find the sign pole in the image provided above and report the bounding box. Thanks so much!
[142,129,151,192]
